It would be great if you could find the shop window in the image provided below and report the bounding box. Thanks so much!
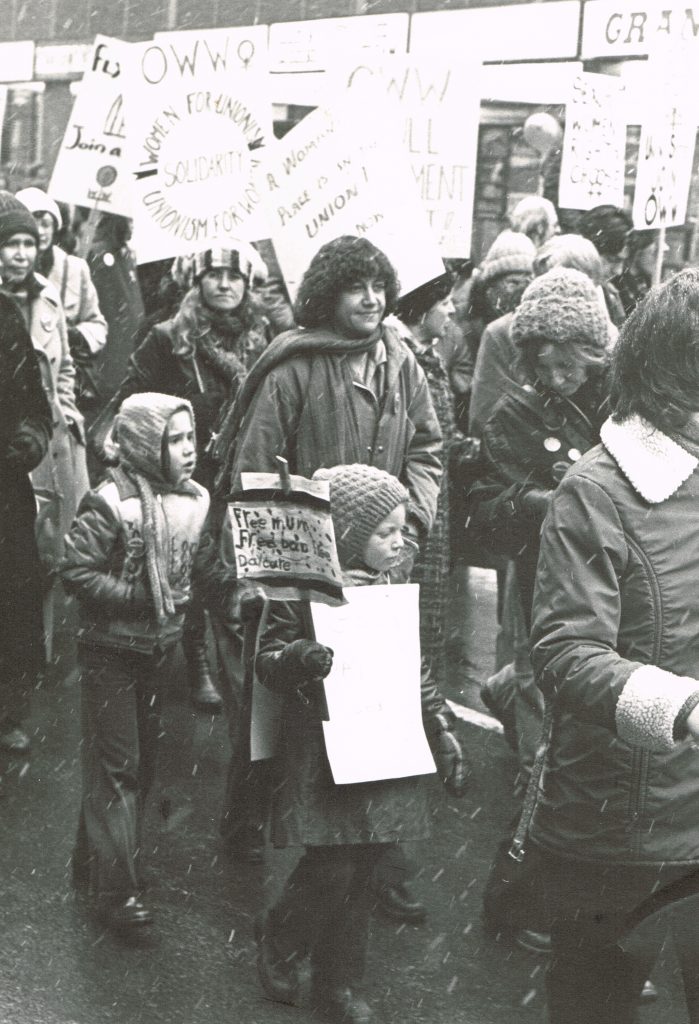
[1,85,45,188]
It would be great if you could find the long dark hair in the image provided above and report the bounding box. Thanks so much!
[611,268,699,431]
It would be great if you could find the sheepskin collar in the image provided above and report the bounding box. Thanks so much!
[600,415,698,503]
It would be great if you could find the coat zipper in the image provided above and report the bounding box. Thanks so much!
[624,535,661,856]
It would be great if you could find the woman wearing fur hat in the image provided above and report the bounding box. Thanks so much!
[16,187,107,414]
[249,464,467,1024]
[100,242,270,711]
[0,189,90,668]
[62,392,209,938]
[529,267,699,1023]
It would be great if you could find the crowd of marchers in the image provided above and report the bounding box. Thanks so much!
[3,181,699,1024]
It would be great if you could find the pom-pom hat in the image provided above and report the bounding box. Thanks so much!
[313,464,409,567]
[0,190,40,247]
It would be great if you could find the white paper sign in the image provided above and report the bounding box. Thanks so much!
[558,72,626,210]
[632,43,698,229]
[341,57,480,258]
[49,36,132,216]
[254,88,444,300]
[121,27,271,263]
[311,585,436,784]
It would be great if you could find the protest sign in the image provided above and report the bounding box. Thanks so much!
[558,71,626,210]
[342,56,480,258]
[632,42,698,229]
[121,26,271,264]
[311,584,436,784]
[222,470,344,606]
[49,36,132,216]
[254,87,444,299]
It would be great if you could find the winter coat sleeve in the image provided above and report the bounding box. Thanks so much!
[420,657,457,738]
[2,303,52,469]
[114,325,176,404]
[61,492,150,613]
[55,306,83,430]
[71,260,108,355]
[230,363,305,483]
[402,361,443,535]
[531,472,699,751]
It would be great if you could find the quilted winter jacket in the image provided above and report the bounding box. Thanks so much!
[530,414,699,865]
[62,468,209,653]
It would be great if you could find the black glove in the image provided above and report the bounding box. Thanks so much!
[432,724,470,797]
[281,639,334,679]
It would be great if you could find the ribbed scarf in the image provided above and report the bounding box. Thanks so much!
[213,325,383,495]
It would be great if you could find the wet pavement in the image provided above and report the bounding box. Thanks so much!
[0,571,690,1024]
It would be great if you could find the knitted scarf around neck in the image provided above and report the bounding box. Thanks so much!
[213,324,384,494]
[114,463,175,625]
[170,287,250,387]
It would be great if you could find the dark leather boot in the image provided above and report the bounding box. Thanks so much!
[373,882,427,924]
[254,911,299,1005]
[310,984,375,1023]
[185,642,223,713]
[96,895,154,940]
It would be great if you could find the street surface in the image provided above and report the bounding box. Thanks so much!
[0,571,690,1024]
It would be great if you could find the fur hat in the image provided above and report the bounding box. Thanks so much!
[172,241,268,291]
[511,266,610,351]
[0,190,40,247]
[393,271,453,324]
[479,230,536,285]
[114,392,195,487]
[313,464,409,567]
[15,187,62,231]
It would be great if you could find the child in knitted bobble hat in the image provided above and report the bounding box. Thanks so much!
[252,463,468,1024]
[62,392,209,940]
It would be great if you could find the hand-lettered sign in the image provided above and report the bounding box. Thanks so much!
[121,26,271,263]
[558,71,626,210]
[222,472,344,606]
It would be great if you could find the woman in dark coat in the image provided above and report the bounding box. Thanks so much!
[0,292,52,753]
[530,267,699,1024]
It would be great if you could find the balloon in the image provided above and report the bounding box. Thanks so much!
[523,113,563,156]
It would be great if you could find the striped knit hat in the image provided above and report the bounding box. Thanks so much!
[313,464,409,567]
[172,240,268,290]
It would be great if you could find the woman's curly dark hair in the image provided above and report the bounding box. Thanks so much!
[294,236,400,329]
[611,268,699,432]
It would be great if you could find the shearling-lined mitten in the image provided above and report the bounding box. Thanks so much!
[616,665,699,752]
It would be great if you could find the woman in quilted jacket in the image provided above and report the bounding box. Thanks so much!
[530,268,699,1023]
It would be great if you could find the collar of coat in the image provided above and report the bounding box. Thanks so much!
[600,414,698,503]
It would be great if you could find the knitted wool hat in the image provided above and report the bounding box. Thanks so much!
[479,230,536,285]
[0,190,40,247]
[172,241,268,291]
[114,392,196,488]
[312,464,409,567]
[16,187,63,231]
[533,233,603,286]
[511,266,610,352]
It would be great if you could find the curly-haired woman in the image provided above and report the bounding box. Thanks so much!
[102,242,270,711]
[209,235,442,863]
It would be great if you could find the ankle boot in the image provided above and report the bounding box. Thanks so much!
[185,642,223,712]
[310,983,375,1023]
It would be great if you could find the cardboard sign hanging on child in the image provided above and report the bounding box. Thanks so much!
[222,458,344,606]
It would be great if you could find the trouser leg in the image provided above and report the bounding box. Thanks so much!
[77,646,167,899]
[270,844,384,987]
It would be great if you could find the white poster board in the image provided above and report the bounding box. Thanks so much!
[311,585,436,784]
[254,88,444,300]
[341,56,480,258]
[558,72,626,210]
[121,27,271,263]
[632,42,698,229]
[49,36,132,216]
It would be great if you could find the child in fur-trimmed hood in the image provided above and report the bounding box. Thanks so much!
[62,392,209,939]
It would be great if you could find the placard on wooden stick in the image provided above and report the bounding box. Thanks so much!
[221,460,344,606]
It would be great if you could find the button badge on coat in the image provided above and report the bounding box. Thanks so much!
[543,436,561,453]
